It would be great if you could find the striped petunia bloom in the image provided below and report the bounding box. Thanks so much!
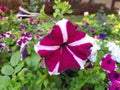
[34,19,93,75]
[17,32,32,60]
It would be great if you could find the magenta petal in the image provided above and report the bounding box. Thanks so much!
[38,50,56,57]
[68,30,86,44]
[45,49,61,73]
[66,21,76,37]
[58,46,80,72]
[50,25,63,43]
[68,43,92,60]
[45,46,82,74]
[34,42,59,57]
[40,35,62,46]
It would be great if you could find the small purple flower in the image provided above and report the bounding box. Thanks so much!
[35,34,42,39]
[20,23,27,30]
[22,32,32,40]
[28,17,34,24]
[89,29,95,34]
[17,37,29,60]
[34,19,93,75]
[99,33,106,39]
[0,6,7,12]
[17,37,28,46]
[37,19,41,26]
[0,31,12,40]
[20,46,29,60]
[100,54,116,73]
[17,32,32,60]
[108,71,120,83]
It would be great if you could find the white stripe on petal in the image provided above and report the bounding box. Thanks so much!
[56,19,68,43]
[49,62,60,75]
[66,47,86,69]
[34,42,60,52]
[68,34,94,46]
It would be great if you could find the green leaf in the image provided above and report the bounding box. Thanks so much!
[25,53,40,70]
[14,62,24,74]
[1,64,14,75]
[10,51,21,67]
[94,84,105,90]
[40,5,47,19]
[0,75,10,90]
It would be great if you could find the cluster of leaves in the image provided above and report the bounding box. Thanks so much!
[53,0,73,18]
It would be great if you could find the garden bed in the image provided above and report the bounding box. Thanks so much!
[0,1,120,90]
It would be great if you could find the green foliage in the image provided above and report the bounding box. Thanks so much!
[0,75,10,90]
[69,68,107,90]
[25,52,40,71]
[10,51,21,67]
[40,5,48,19]
[53,0,73,18]
[1,64,14,75]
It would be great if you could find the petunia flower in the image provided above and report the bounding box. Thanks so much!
[20,23,28,30]
[17,32,32,60]
[16,7,40,19]
[108,85,120,90]
[99,33,107,39]
[100,54,116,73]
[89,39,101,62]
[0,31,12,40]
[0,6,7,13]
[108,71,120,83]
[22,32,32,41]
[20,46,29,60]
[106,41,120,63]
[89,29,95,34]
[28,17,35,24]
[108,81,120,90]
[34,19,93,75]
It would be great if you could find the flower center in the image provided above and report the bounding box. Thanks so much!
[115,87,119,90]
[107,60,111,64]
[61,43,67,47]
[114,73,119,79]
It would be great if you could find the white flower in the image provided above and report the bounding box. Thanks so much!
[106,42,117,51]
[84,11,89,16]
[89,39,101,62]
[106,41,120,63]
